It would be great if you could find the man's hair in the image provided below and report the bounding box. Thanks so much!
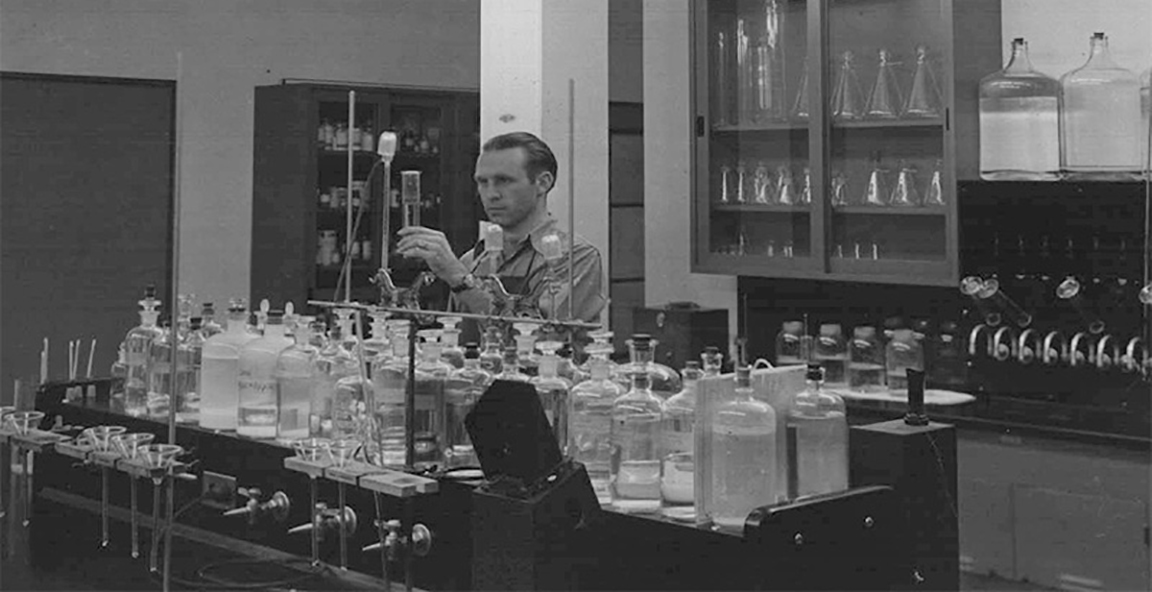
[481,132,558,188]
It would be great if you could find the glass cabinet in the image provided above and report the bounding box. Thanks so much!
[693,0,1002,286]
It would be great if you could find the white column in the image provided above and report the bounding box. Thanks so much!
[480,0,610,324]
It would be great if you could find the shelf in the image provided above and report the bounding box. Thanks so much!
[712,203,811,213]
[712,122,808,133]
[320,149,378,157]
[832,205,946,216]
[832,118,944,130]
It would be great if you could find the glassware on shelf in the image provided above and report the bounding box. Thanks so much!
[753,162,773,204]
[613,335,682,399]
[905,46,943,118]
[890,162,921,207]
[710,365,776,530]
[862,156,890,206]
[531,341,572,452]
[865,49,903,119]
[610,370,664,514]
[414,330,452,469]
[848,325,885,392]
[884,328,923,394]
[792,57,810,122]
[714,29,732,127]
[370,321,412,467]
[830,170,850,206]
[275,321,320,443]
[1060,32,1143,179]
[775,320,809,366]
[661,361,702,522]
[736,18,753,124]
[798,167,812,205]
[735,161,749,204]
[813,324,849,389]
[831,51,865,121]
[571,343,624,506]
[719,165,733,204]
[753,0,786,122]
[770,165,793,205]
[124,286,164,418]
[924,160,945,206]
[788,365,848,498]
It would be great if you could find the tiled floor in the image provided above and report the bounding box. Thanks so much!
[962,572,1056,591]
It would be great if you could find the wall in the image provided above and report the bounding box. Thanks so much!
[0,0,481,308]
[1002,0,1152,75]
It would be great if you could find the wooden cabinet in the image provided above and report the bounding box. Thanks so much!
[692,0,1001,286]
[251,83,479,311]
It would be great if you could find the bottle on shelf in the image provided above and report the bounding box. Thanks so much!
[978,38,1061,180]
[362,313,391,367]
[332,360,374,448]
[885,328,924,394]
[123,285,164,418]
[414,329,451,469]
[848,325,886,392]
[1060,32,1143,179]
[788,364,848,498]
[312,323,357,439]
[710,364,776,530]
[775,320,808,366]
[610,369,664,514]
[579,331,618,377]
[176,317,204,424]
[571,343,624,506]
[445,344,492,468]
[613,335,682,399]
[495,346,529,382]
[147,318,182,418]
[661,360,702,522]
[237,310,294,439]
[371,320,412,468]
[531,340,572,452]
[813,324,849,389]
[792,56,810,122]
[110,343,128,402]
[714,29,732,127]
[701,346,724,377]
[865,49,903,119]
[439,316,466,369]
[512,322,540,377]
[275,318,320,443]
[479,326,504,376]
[199,303,223,338]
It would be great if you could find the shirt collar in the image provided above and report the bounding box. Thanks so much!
[474,215,564,257]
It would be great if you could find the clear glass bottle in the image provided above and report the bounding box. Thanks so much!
[775,321,807,366]
[978,38,1061,180]
[361,315,391,369]
[1061,32,1143,178]
[371,321,411,468]
[333,363,374,447]
[571,344,623,506]
[479,326,504,376]
[788,365,848,498]
[711,365,777,530]
[176,317,204,424]
[578,331,617,377]
[610,370,664,514]
[275,321,320,442]
[199,302,224,338]
[701,346,724,377]
[613,335,682,400]
[530,340,572,452]
[123,286,164,418]
[237,311,294,438]
[414,329,451,469]
[444,344,491,468]
[512,322,540,377]
[661,361,701,522]
[495,346,529,382]
[813,324,849,389]
[110,343,128,402]
[200,303,257,430]
[885,328,924,393]
[929,321,968,389]
[312,323,357,439]
[848,325,885,392]
[147,320,181,417]
[439,316,466,369]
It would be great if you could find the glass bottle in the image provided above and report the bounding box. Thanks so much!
[333,359,374,447]
[237,311,294,438]
[711,365,776,530]
[613,335,682,399]
[110,343,128,403]
[813,324,849,389]
[1061,32,1143,179]
[788,365,848,498]
[848,325,885,392]
[866,49,903,119]
[199,303,223,338]
[200,303,256,430]
[885,328,924,393]
[571,344,625,506]
[714,29,732,126]
[414,330,451,469]
[531,341,572,453]
[275,321,320,442]
[445,344,491,468]
[579,330,618,377]
[735,18,752,124]
[792,56,810,122]
[929,321,968,389]
[479,326,504,376]
[312,324,357,439]
[512,322,540,377]
[176,317,204,424]
[371,321,411,468]
[610,370,664,514]
[831,51,865,121]
[661,361,701,522]
[124,286,164,418]
[701,346,724,377]
[495,346,529,382]
[978,38,1061,180]
[361,314,391,369]
[439,316,466,369]
[775,321,807,366]
[754,0,786,123]
[147,319,181,418]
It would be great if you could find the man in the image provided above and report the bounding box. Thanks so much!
[396,131,605,324]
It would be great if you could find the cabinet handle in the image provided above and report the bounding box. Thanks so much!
[696,116,705,137]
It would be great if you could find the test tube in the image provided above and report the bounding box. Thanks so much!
[401,171,421,228]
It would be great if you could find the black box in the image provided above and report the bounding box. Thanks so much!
[633,303,728,370]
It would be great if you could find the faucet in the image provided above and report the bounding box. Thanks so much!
[968,324,992,358]
[1121,337,1145,374]
[1095,334,1119,371]
[1042,330,1068,366]
[992,326,1017,362]
[1068,332,1094,368]
[1017,328,1041,364]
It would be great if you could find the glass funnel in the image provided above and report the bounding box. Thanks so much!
[1060,32,1143,179]
[865,49,903,119]
[831,51,865,121]
[905,45,942,118]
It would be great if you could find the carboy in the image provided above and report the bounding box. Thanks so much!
[610,369,664,514]
[787,364,848,498]
[237,310,294,438]
[1061,32,1142,178]
[979,38,1061,180]
[570,343,624,506]
[711,365,776,530]
[661,360,702,522]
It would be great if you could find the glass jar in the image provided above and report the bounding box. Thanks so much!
[885,328,924,394]
[848,326,885,392]
[613,335,682,400]
[813,324,848,389]
[1060,32,1143,179]
[978,38,1061,180]
[775,320,807,366]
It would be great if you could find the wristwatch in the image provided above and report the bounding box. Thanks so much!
[450,273,479,294]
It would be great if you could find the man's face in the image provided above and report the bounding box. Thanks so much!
[474,147,550,230]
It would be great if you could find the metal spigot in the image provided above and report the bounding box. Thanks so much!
[363,520,432,558]
[992,326,1017,362]
[481,275,522,317]
[222,488,291,525]
[968,324,991,358]
[1095,334,1119,371]
[1121,337,1145,374]
[288,503,358,541]
[372,269,436,309]
[1042,331,1067,366]
[1069,332,1094,368]
[1017,329,1041,364]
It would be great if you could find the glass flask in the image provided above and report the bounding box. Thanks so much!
[237,311,294,438]
[798,167,812,206]
[124,286,164,418]
[848,325,885,392]
[372,321,412,468]
[753,162,773,205]
[890,162,921,207]
[905,45,942,118]
[924,160,945,206]
[775,321,808,366]
[720,165,733,204]
[813,324,849,389]
[661,361,702,522]
[885,328,924,394]
[862,156,890,206]
[445,344,491,468]
[774,165,796,205]
[830,170,851,207]
[831,51,865,121]
[866,49,903,119]
[531,341,572,453]
[571,343,624,506]
[978,38,1061,180]
[414,330,451,469]
[613,335,682,400]
[479,326,504,376]
[792,56,810,122]
[312,323,356,439]
[1061,33,1143,178]
[710,365,776,530]
[610,370,664,514]
[787,365,848,498]
[735,161,748,204]
[274,321,319,442]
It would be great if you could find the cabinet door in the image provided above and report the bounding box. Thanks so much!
[694,0,816,277]
[823,0,954,284]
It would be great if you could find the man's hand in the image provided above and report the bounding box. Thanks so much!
[396,226,469,285]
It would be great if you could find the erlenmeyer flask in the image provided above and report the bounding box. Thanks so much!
[905,46,942,118]
[924,160,945,206]
[735,161,748,203]
[831,51,865,121]
[753,161,773,204]
[774,165,796,205]
[866,49,903,119]
[890,162,921,207]
[830,170,850,206]
[863,157,890,206]
[798,167,812,205]
[792,57,810,122]
[720,165,732,203]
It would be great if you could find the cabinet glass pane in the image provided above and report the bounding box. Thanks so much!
[826,0,947,263]
[706,0,810,261]
[316,100,379,292]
